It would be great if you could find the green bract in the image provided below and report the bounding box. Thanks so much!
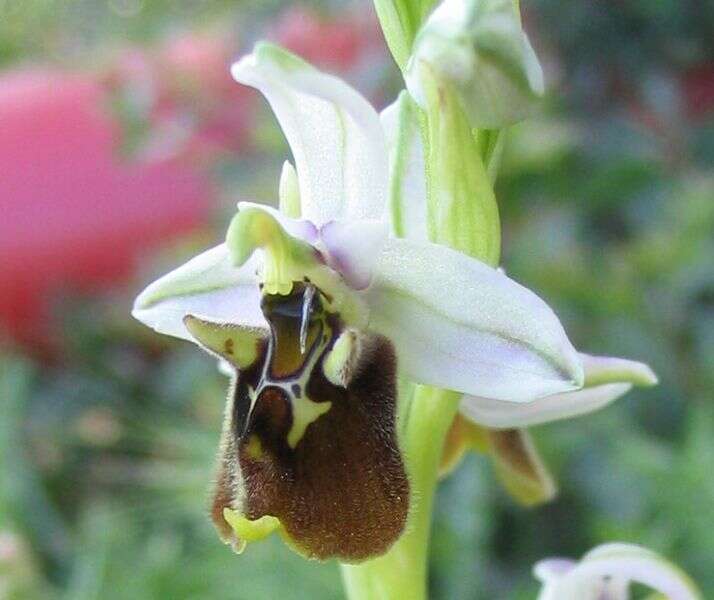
[373,0,440,71]
[381,87,501,264]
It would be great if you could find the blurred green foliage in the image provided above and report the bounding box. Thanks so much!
[1,1,713,598]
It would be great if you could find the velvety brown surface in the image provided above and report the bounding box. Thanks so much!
[211,285,409,562]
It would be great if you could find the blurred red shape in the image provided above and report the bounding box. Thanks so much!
[104,32,256,163]
[153,32,256,159]
[270,5,381,72]
[682,63,714,119]
[0,70,212,346]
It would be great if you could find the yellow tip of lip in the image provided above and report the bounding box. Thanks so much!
[223,508,281,545]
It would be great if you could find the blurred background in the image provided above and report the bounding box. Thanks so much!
[1,1,712,598]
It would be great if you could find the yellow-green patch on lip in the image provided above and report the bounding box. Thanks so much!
[223,509,282,553]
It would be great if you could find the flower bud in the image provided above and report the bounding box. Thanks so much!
[406,0,544,128]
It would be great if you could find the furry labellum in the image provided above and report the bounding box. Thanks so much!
[185,283,408,562]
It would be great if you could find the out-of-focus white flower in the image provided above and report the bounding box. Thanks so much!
[534,543,702,600]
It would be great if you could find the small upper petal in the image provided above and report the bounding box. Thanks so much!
[319,219,389,290]
[237,201,318,244]
[231,42,389,226]
[365,237,583,401]
[132,244,265,341]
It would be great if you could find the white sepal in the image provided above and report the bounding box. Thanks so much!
[461,383,632,429]
[460,353,657,428]
[366,237,583,401]
[132,244,265,342]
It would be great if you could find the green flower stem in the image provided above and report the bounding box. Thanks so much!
[346,3,505,597]
[373,0,439,72]
[340,387,461,600]
[340,70,501,600]
[373,0,416,72]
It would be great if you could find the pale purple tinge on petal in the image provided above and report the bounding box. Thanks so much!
[237,201,319,244]
[366,237,583,402]
[319,219,389,289]
[132,244,265,342]
[533,558,578,580]
[231,43,389,227]
[534,543,703,600]
[460,352,657,429]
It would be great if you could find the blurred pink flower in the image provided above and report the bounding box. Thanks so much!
[101,14,384,167]
[104,32,257,163]
[269,5,382,72]
[153,32,257,159]
[0,69,212,346]
[682,63,714,119]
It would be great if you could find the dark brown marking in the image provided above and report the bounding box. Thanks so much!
[224,337,234,355]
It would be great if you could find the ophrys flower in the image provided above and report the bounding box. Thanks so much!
[133,42,654,562]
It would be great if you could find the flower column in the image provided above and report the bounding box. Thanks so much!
[342,0,546,597]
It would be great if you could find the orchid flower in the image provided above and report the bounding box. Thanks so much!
[534,543,702,600]
[133,42,655,563]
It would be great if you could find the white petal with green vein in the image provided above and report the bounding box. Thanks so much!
[365,237,583,401]
[232,42,389,226]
